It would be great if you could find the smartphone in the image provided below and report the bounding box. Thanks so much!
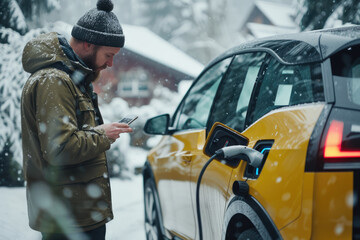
[119,115,138,125]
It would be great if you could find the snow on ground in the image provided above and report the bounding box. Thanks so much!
[0,175,145,240]
[107,176,145,240]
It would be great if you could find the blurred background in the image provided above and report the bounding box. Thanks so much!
[1,0,360,186]
[1,0,360,238]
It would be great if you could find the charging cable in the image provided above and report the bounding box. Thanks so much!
[196,154,218,240]
[196,146,263,240]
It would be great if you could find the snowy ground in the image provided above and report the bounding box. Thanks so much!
[0,175,146,240]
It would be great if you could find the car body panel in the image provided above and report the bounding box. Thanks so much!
[230,103,325,230]
[143,26,360,240]
[312,172,353,239]
[148,128,235,239]
[148,130,203,239]
[147,129,212,238]
[279,172,314,239]
[279,171,353,239]
[147,100,327,239]
[190,150,234,240]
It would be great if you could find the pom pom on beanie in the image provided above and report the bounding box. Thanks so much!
[71,0,124,47]
[97,0,114,12]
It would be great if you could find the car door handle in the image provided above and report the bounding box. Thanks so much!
[178,151,193,162]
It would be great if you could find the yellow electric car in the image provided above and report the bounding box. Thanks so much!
[142,25,360,240]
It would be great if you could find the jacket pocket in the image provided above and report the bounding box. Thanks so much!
[77,97,96,128]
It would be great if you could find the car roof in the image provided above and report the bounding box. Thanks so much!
[209,25,360,66]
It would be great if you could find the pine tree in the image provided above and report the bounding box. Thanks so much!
[0,0,28,37]
[297,0,360,30]
[17,0,60,28]
[0,0,59,42]
[0,0,51,186]
[341,0,360,25]
[137,0,231,63]
[0,139,24,187]
[137,0,191,41]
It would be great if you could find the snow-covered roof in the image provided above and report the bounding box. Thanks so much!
[254,0,297,28]
[246,22,299,39]
[48,21,204,78]
[122,24,204,78]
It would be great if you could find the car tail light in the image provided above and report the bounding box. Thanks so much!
[324,120,360,159]
[319,108,360,169]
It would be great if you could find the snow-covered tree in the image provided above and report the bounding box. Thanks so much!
[0,27,47,186]
[0,0,28,37]
[295,0,360,30]
[0,0,60,38]
[0,0,60,186]
[17,0,60,28]
[136,0,238,64]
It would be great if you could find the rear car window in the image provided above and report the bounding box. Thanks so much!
[248,57,324,124]
[331,45,360,109]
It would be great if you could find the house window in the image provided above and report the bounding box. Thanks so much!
[118,67,150,97]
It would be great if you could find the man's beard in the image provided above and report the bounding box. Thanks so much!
[82,48,106,73]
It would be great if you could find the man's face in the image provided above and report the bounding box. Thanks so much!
[83,45,121,73]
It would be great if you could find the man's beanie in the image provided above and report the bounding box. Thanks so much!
[71,0,125,47]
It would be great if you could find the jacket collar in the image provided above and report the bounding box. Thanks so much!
[55,34,99,95]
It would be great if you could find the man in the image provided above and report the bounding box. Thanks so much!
[21,0,131,239]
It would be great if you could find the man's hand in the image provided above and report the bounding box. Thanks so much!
[96,122,133,143]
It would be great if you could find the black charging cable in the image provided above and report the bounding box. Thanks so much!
[196,146,263,240]
[196,153,218,240]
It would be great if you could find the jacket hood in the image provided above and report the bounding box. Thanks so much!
[22,32,93,76]
[22,32,73,74]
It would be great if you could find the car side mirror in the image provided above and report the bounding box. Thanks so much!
[144,114,171,135]
[203,122,263,168]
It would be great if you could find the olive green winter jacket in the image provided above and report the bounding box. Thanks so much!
[21,32,113,233]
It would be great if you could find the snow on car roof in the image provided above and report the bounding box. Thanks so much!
[207,25,360,68]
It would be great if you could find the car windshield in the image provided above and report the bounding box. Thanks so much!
[331,44,360,109]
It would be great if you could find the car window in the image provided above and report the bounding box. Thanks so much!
[174,57,232,130]
[208,52,266,132]
[351,65,360,104]
[331,44,360,109]
[248,57,324,125]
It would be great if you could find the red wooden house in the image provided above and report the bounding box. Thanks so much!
[94,24,204,106]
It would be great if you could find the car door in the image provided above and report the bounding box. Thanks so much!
[235,56,325,231]
[194,52,267,240]
[154,57,232,239]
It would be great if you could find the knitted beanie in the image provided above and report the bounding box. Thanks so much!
[71,0,125,47]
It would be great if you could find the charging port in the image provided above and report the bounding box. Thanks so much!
[244,140,274,179]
